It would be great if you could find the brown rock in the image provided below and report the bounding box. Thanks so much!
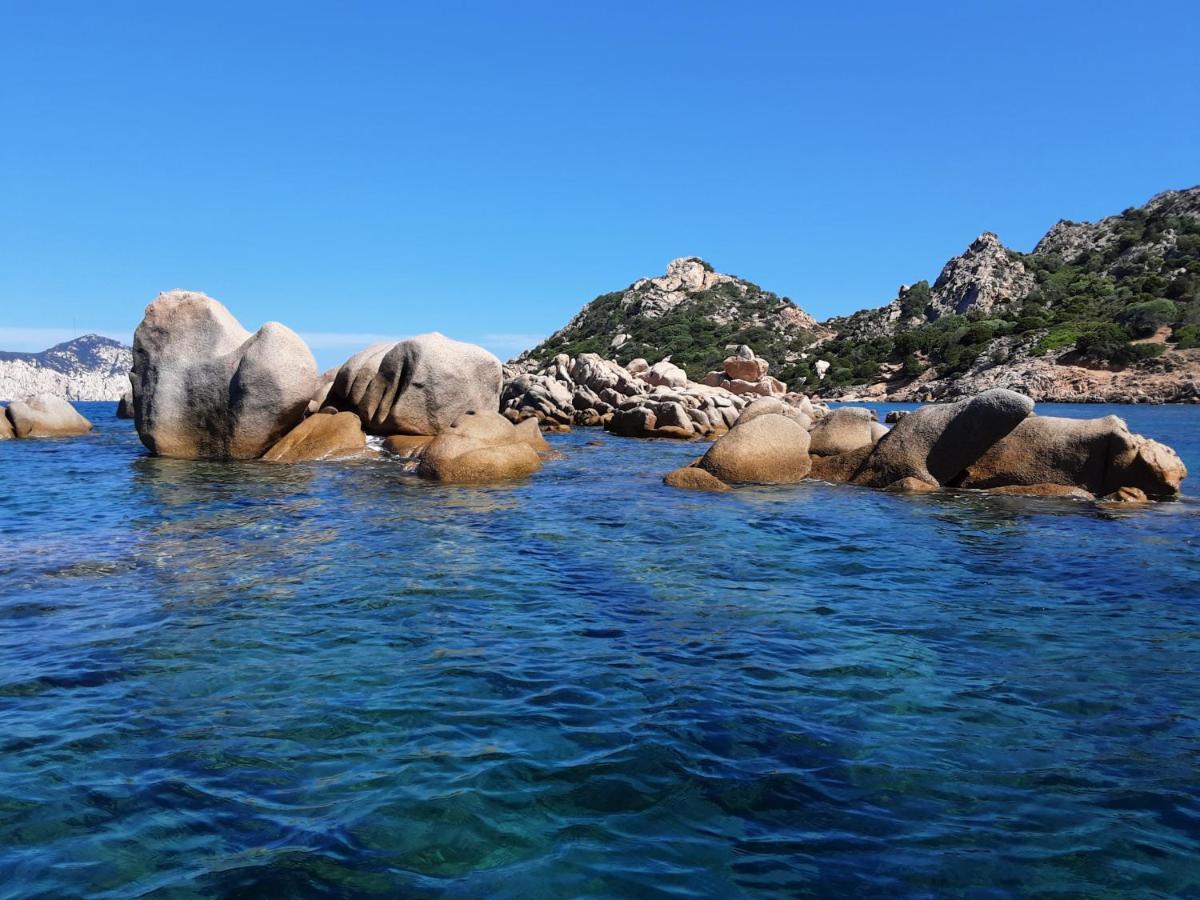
[853,389,1034,488]
[957,414,1187,499]
[417,411,543,483]
[663,466,732,492]
[808,407,876,457]
[885,477,940,493]
[262,411,366,462]
[700,413,811,484]
[6,395,93,438]
[808,445,874,483]
[1102,486,1149,503]
[513,417,553,455]
[723,355,768,381]
[0,408,13,440]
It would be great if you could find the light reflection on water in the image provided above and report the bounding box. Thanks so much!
[0,402,1198,896]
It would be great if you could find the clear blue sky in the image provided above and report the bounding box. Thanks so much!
[2,1,1196,368]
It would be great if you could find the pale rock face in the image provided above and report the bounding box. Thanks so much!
[642,360,689,389]
[0,335,132,402]
[329,333,502,436]
[929,232,1035,317]
[131,290,318,460]
[815,360,831,380]
[5,394,93,437]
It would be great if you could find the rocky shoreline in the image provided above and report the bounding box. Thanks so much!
[0,289,1190,504]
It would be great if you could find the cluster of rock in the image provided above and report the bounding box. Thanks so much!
[666,388,1187,502]
[501,347,821,440]
[127,290,546,482]
[0,394,93,439]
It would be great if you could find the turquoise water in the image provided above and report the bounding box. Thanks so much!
[2,402,1199,897]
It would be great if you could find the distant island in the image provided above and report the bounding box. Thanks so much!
[0,335,131,402]
[5,187,1198,405]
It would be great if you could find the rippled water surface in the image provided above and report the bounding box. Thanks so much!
[2,402,1200,897]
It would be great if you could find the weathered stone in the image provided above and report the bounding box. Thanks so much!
[807,445,874,483]
[0,408,12,440]
[723,355,768,382]
[643,360,688,389]
[262,411,366,462]
[383,434,434,458]
[131,290,317,459]
[808,407,876,456]
[417,411,542,483]
[700,414,811,484]
[329,333,502,436]
[663,466,731,492]
[853,389,1034,489]
[514,416,553,455]
[956,414,1187,498]
[6,395,93,438]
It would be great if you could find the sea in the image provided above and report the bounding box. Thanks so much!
[1,402,1198,897]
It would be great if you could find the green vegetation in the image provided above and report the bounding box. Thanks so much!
[803,204,1199,388]
[525,281,818,381]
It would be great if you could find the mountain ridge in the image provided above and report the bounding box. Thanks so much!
[0,335,132,401]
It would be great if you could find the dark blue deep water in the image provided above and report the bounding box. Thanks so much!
[2,402,1200,898]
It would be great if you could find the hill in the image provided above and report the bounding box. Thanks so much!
[0,335,132,401]
[511,256,829,382]
[514,187,1200,402]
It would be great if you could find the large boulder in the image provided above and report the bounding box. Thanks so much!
[262,411,366,463]
[0,408,13,440]
[956,414,1187,498]
[699,413,811,484]
[330,333,501,436]
[6,395,93,438]
[131,290,317,459]
[808,407,877,457]
[417,411,542,483]
[852,389,1034,489]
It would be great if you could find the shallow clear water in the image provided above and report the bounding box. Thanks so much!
[2,402,1199,897]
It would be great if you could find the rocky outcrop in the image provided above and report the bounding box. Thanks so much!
[955,414,1187,499]
[502,351,753,438]
[701,345,788,397]
[5,395,93,437]
[262,411,367,463]
[0,335,131,402]
[698,414,812,484]
[417,411,542,483]
[0,409,12,439]
[328,333,502,436]
[131,290,318,460]
[850,390,1035,490]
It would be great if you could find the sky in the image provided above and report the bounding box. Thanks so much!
[1,1,1197,369]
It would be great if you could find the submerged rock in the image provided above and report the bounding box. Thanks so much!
[262,411,367,463]
[663,465,731,492]
[131,290,317,459]
[5,395,93,438]
[329,333,502,436]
